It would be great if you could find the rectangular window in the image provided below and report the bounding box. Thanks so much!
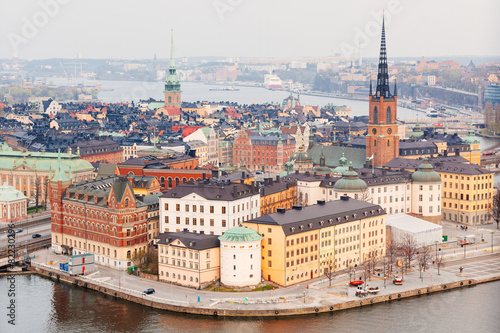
[185,204,189,212]
[222,220,226,227]
[193,205,197,212]
[200,218,204,226]
[210,206,214,213]
[176,217,180,224]
[176,204,180,212]
[200,206,204,213]
[210,219,214,227]
[268,250,272,257]
[164,203,168,211]
[268,261,272,267]
[222,206,226,214]
[268,238,272,245]
[192,218,197,226]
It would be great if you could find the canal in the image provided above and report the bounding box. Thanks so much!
[1,275,499,333]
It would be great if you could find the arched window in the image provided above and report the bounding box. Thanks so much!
[125,198,129,208]
[168,177,173,188]
[387,140,390,146]
[160,177,165,187]
[373,107,378,124]
[374,140,377,146]
[175,178,180,186]
[182,177,187,184]
[168,96,172,103]
[386,106,392,124]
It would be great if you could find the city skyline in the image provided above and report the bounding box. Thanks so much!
[0,0,498,60]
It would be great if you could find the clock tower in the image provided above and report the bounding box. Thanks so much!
[164,30,181,108]
[366,16,399,168]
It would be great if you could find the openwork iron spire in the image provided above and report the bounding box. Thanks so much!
[169,29,176,70]
[375,15,392,99]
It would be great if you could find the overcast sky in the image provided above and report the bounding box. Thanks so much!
[1,0,498,60]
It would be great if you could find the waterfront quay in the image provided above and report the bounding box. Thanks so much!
[26,250,500,317]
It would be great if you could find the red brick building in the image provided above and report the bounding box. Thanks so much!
[233,130,296,172]
[117,155,211,191]
[50,155,151,270]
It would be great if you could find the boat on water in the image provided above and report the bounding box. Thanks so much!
[209,86,240,91]
[426,107,439,117]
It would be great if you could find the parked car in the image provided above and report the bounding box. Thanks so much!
[7,232,15,237]
[32,234,42,238]
[142,288,155,295]
[15,228,23,233]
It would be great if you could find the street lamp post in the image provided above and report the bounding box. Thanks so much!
[463,236,467,258]
[492,231,495,254]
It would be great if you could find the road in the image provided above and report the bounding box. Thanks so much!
[0,222,51,243]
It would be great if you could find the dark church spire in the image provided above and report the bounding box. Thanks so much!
[394,78,397,96]
[369,79,373,96]
[375,15,391,99]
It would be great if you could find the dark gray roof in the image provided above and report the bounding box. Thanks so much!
[384,157,493,176]
[246,197,384,236]
[161,182,259,201]
[157,230,220,250]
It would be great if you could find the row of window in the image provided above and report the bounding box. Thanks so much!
[444,182,492,190]
[443,192,492,200]
[160,271,200,283]
[442,202,491,210]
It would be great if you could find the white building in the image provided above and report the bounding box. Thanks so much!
[410,158,442,223]
[219,226,263,287]
[40,99,62,116]
[159,182,260,236]
[386,213,443,247]
[0,182,27,223]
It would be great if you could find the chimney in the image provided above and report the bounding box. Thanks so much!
[340,195,349,201]
[292,205,303,210]
[183,228,188,232]
[200,231,204,234]
[277,207,286,214]
[203,173,206,180]
[241,171,245,179]
[233,185,237,197]
[317,200,326,205]
[276,175,280,183]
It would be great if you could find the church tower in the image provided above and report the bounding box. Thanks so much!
[164,30,181,107]
[49,150,72,253]
[366,16,399,168]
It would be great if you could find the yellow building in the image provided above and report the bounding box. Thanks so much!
[439,166,494,225]
[244,197,386,286]
[385,157,494,225]
[157,230,220,289]
[259,177,297,216]
[460,125,481,165]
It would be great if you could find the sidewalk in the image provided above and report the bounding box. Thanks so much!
[30,249,500,313]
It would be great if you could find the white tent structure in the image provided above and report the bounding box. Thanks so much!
[386,213,443,247]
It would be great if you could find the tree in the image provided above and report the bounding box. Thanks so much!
[417,246,432,281]
[491,188,500,230]
[359,188,373,203]
[386,241,399,274]
[435,253,445,275]
[347,259,356,282]
[130,249,158,274]
[322,255,337,287]
[399,235,418,274]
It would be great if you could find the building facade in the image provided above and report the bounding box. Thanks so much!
[157,230,220,289]
[159,182,261,235]
[50,164,149,270]
[0,183,27,223]
[0,143,94,200]
[244,197,386,286]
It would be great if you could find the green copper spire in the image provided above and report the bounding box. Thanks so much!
[165,29,181,93]
[52,149,70,182]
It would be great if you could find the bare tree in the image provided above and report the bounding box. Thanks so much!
[491,188,500,230]
[386,241,399,274]
[322,256,337,287]
[399,235,418,274]
[435,253,445,275]
[359,188,373,203]
[417,246,432,280]
[365,251,379,280]
[347,260,356,282]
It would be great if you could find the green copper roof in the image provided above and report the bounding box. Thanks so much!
[52,150,70,182]
[308,145,365,169]
[290,145,312,163]
[165,29,181,92]
[218,227,263,243]
[0,182,26,202]
[0,145,93,175]
[411,158,442,183]
[462,124,480,145]
[333,164,367,192]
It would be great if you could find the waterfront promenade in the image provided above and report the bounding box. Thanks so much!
[27,248,500,316]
